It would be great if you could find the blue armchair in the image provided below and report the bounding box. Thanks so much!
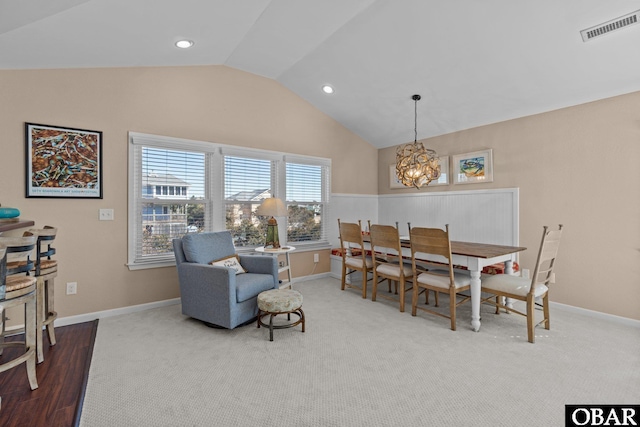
[173,231,278,329]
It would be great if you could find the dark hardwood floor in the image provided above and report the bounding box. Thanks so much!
[0,320,97,427]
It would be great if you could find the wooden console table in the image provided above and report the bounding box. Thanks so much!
[0,220,35,234]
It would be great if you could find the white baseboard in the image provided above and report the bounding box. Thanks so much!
[52,278,639,330]
[549,301,640,328]
[55,298,181,327]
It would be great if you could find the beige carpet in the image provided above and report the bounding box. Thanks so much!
[80,277,640,426]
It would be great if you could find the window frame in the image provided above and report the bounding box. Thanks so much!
[128,132,331,270]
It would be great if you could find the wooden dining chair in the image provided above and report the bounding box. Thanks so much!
[481,225,563,343]
[369,223,413,312]
[337,219,373,298]
[409,224,471,330]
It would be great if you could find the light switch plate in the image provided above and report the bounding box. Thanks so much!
[99,208,114,221]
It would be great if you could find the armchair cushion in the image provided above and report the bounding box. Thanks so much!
[210,255,246,274]
[236,274,277,303]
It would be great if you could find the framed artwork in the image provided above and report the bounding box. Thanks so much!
[389,164,404,188]
[390,156,449,188]
[25,123,103,198]
[452,149,493,185]
[428,155,449,186]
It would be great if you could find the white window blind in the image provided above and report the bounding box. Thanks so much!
[128,132,331,269]
[224,155,274,247]
[132,146,206,266]
[285,161,329,245]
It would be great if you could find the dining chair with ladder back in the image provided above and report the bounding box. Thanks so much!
[0,238,39,411]
[369,223,413,312]
[408,224,472,331]
[480,224,563,343]
[337,219,374,298]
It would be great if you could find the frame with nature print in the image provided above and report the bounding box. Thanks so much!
[25,123,103,198]
[452,149,493,185]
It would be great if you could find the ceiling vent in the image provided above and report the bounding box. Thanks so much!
[580,10,640,42]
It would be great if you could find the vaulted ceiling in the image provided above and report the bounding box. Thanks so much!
[2,0,639,149]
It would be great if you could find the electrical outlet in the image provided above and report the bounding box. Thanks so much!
[313,253,319,263]
[66,282,77,295]
[522,269,530,279]
[99,208,114,221]
[279,261,285,268]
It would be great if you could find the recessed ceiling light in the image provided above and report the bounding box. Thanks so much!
[175,40,194,49]
[322,85,334,94]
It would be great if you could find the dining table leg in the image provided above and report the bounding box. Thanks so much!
[504,259,515,310]
[468,260,482,332]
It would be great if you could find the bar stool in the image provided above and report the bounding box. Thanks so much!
[28,226,58,363]
[0,239,39,410]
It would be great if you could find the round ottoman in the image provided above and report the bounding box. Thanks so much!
[257,289,305,341]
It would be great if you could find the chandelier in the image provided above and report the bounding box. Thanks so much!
[395,94,440,189]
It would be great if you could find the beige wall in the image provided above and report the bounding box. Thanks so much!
[379,91,640,320]
[2,65,637,322]
[0,65,378,319]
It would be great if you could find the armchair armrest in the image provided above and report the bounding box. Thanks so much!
[239,254,278,277]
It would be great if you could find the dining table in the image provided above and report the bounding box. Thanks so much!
[362,235,527,332]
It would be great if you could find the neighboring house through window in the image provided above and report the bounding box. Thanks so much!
[128,132,330,269]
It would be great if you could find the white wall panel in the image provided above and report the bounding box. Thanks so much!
[378,188,519,245]
[327,194,379,248]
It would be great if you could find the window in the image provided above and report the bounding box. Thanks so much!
[128,133,330,269]
[285,161,329,243]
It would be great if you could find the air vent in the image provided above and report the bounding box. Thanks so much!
[580,10,640,42]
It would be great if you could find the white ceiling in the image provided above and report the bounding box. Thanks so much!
[2,0,639,149]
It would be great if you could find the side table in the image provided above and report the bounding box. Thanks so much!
[254,246,296,289]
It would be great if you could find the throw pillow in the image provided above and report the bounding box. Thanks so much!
[209,255,246,274]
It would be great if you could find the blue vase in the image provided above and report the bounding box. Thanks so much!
[0,207,20,218]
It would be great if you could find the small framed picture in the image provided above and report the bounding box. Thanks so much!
[390,155,449,189]
[25,123,103,198]
[427,155,449,186]
[452,149,493,185]
[390,164,404,188]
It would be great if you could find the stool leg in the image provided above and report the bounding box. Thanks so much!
[36,278,45,364]
[45,277,57,346]
[299,308,305,333]
[0,308,4,357]
[269,314,275,342]
[25,296,38,390]
[257,309,261,328]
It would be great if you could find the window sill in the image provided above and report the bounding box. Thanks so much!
[126,260,176,271]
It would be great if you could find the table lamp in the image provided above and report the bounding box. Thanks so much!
[256,197,287,248]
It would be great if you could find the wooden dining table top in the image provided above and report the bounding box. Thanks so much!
[362,234,527,259]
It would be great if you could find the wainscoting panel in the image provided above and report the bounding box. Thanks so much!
[378,188,519,246]
[328,193,379,248]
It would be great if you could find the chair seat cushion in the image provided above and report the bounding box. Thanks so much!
[257,289,303,313]
[345,256,373,269]
[235,273,277,303]
[481,274,548,298]
[417,269,471,289]
[376,262,412,278]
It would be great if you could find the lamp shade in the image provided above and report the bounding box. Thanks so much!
[256,197,287,217]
